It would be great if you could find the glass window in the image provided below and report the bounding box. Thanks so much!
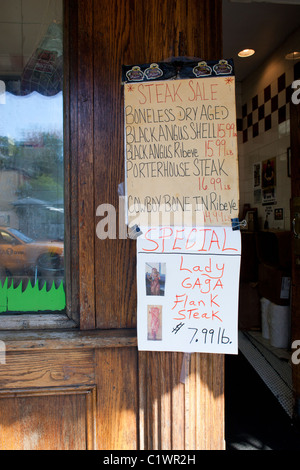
[0,0,65,313]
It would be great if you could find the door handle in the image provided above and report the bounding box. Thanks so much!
[293,213,300,239]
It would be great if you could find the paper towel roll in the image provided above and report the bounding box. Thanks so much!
[261,297,271,340]
[269,303,291,349]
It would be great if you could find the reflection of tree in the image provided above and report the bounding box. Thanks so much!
[0,136,18,169]
[0,131,63,201]
[18,174,63,200]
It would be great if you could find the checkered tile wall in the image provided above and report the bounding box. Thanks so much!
[237,62,300,143]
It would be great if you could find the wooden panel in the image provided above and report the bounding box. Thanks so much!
[0,336,138,450]
[64,0,80,323]
[0,329,136,353]
[187,353,224,450]
[95,347,138,449]
[0,314,76,330]
[77,0,96,329]
[0,386,96,450]
[0,349,95,389]
[139,351,185,450]
[93,0,137,329]
[139,351,224,450]
[0,333,224,449]
[133,0,222,62]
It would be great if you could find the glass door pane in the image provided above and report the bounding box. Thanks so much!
[0,0,65,313]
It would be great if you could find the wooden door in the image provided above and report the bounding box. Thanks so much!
[0,0,225,450]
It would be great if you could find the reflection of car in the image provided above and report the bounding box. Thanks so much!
[0,226,64,277]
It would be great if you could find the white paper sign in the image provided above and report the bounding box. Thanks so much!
[137,226,241,354]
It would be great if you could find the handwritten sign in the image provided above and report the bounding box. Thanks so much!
[124,74,239,227]
[137,226,241,354]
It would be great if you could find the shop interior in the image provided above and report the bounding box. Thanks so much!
[223,0,300,446]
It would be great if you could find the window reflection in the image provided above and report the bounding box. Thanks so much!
[0,0,64,312]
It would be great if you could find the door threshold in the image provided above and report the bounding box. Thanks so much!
[238,330,294,418]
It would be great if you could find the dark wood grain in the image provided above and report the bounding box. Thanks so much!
[64,0,80,324]
[92,0,222,329]
[0,349,95,389]
[77,0,96,329]
[0,387,96,450]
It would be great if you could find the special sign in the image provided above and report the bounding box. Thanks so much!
[124,66,239,227]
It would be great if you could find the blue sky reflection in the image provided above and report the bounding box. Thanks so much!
[0,91,63,141]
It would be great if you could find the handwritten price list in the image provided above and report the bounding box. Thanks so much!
[137,226,241,354]
[125,77,239,227]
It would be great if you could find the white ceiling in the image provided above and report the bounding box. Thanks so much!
[223,0,300,81]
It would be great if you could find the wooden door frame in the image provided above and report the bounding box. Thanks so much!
[290,75,300,422]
